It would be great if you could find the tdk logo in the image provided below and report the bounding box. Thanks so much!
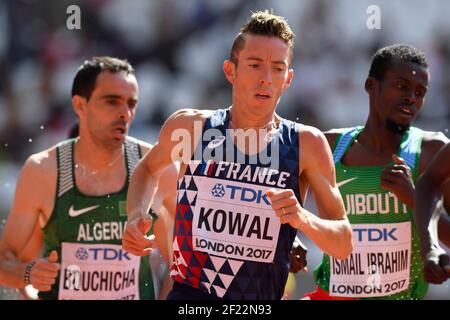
[87,248,132,261]
[75,248,89,260]
[211,184,226,198]
[226,185,270,205]
[353,227,398,242]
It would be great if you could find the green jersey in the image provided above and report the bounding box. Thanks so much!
[314,126,428,300]
[39,137,154,300]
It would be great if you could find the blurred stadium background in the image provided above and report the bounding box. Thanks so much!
[0,0,448,299]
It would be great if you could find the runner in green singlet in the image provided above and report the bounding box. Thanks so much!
[0,57,177,300]
[303,44,450,299]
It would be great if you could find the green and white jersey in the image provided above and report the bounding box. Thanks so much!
[39,137,155,300]
[314,126,428,300]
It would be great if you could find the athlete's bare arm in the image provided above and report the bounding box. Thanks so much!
[415,142,450,284]
[268,126,352,260]
[0,149,60,290]
[123,109,207,256]
[419,133,450,245]
[438,214,450,248]
[138,143,179,262]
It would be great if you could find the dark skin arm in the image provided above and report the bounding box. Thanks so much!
[415,143,450,284]
[438,213,450,248]
[379,132,450,248]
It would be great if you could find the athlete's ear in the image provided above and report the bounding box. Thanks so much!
[282,68,294,92]
[223,60,236,84]
[365,77,376,93]
[72,95,87,116]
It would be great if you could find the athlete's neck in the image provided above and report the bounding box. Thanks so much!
[359,120,404,154]
[229,105,279,130]
[74,136,124,174]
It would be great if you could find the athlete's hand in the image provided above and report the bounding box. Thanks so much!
[267,189,305,230]
[122,215,155,256]
[380,154,414,208]
[25,250,60,292]
[422,247,450,284]
[290,237,308,273]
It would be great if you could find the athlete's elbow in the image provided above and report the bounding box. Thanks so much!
[336,224,353,260]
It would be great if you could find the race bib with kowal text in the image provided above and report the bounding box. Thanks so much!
[191,177,281,263]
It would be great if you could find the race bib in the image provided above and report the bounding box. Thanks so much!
[329,222,411,298]
[58,243,140,300]
[191,177,281,263]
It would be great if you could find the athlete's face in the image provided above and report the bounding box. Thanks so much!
[370,60,429,132]
[224,35,293,114]
[78,71,138,149]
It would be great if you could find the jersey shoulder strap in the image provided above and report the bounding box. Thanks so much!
[332,126,363,164]
[56,139,75,197]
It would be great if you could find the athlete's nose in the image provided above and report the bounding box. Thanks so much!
[260,67,272,86]
[119,105,133,122]
[401,89,417,106]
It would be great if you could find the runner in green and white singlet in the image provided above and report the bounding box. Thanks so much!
[0,57,177,299]
[314,126,427,299]
[303,44,450,300]
[39,137,154,300]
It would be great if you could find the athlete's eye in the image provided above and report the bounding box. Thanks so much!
[107,99,120,106]
[415,90,424,98]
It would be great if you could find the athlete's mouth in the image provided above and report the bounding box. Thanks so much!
[114,126,126,134]
[396,105,415,117]
[401,108,412,115]
[255,93,271,100]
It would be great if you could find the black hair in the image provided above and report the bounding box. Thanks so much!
[369,44,429,80]
[71,56,135,100]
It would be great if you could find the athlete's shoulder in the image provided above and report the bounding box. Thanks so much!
[298,125,334,172]
[160,108,213,133]
[25,144,58,172]
[126,136,153,154]
[418,129,449,172]
[160,108,220,143]
[167,108,215,123]
[420,130,449,156]
[298,124,329,151]
[324,127,361,150]
[20,143,59,187]
[420,130,449,145]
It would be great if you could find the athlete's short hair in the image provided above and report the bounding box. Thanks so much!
[230,10,295,66]
[71,56,135,100]
[369,44,429,80]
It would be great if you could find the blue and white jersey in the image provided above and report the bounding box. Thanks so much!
[170,108,301,300]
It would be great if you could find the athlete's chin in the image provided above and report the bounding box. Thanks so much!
[106,136,125,149]
[252,98,277,110]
